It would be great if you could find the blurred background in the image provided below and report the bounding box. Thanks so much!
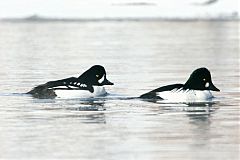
[0,0,238,19]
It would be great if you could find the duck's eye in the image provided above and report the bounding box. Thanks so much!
[96,75,99,78]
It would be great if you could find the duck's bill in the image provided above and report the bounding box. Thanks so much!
[209,82,220,91]
[100,78,114,85]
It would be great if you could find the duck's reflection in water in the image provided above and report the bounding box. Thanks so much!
[66,99,106,111]
[141,98,219,117]
[62,99,107,124]
[33,98,107,124]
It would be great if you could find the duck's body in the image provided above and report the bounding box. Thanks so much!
[157,89,213,102]
[27,65,113,99]
[54,86,107,99]
[140,68,220,102]
[142,84,214,102]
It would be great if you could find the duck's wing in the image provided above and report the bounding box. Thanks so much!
[140,84,183,99]
[27,77,94,97]
[46,77,94,93]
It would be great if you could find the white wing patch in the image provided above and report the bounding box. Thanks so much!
[49,86,69,89]
[80,84,87,87]
[49,81,89,90]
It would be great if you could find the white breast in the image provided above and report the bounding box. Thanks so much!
[54,86,107,99]
[157,89,214,102]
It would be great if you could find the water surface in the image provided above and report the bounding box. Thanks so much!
[0,20,239,160]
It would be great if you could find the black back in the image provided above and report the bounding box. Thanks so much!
[140,84,183,99]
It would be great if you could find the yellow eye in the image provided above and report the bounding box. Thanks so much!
[96,75,99,77]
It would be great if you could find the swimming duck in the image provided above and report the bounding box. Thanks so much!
[27,65,114,99]
[140,67,220,102]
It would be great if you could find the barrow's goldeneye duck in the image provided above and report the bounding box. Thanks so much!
[140,67,220,102]
[27,65,114,99]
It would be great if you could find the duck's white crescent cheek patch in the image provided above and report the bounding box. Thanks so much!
[98,75,104,83]
[205,82,209,88]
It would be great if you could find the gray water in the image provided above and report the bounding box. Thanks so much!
[0,20,239,160]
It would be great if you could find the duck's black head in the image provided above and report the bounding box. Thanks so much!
[184,67,220,91]
[78,65,114,86]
